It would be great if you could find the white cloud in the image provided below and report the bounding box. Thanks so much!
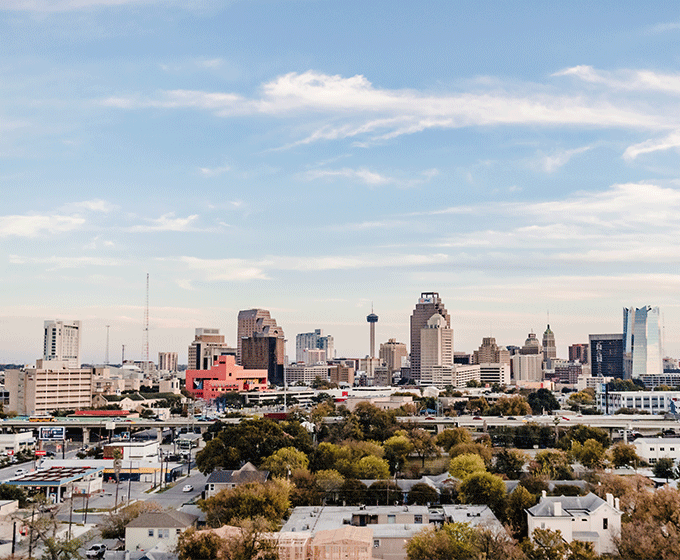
[127,213,200,232]
[304,166,438,187]
[554,65,680,95]
[0,0,180,12]
[9,255,124,268]
[0,214,85,237]
[61,199,118,213]
[623,130,680,160]
[198,164,231,177]
[539,145,592,173]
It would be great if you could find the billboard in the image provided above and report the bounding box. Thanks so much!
[39,426,65,441]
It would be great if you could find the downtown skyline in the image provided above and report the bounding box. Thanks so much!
[2,1,680,363]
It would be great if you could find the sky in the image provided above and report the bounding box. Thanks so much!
[2,0,680,365]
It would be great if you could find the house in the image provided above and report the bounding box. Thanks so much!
[442,505,506,535]
[204,462,269,498]
[526,492,621,555]
[125,511,198,552]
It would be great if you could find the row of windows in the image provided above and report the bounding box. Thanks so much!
[147,529,181,538]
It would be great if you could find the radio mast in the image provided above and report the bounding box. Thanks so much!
[144,273,149,373]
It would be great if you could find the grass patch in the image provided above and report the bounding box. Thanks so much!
[155,483,175,494]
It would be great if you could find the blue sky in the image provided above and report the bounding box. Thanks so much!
[2,0,680,364]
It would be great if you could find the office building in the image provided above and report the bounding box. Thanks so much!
[157,352,178,372]
[330,364,355,386]
[285,364,331,386]
[473,337,509,365]
[380,339,408,374]
[185,355,267,400]
[188,328,236,371]
[569,344,589,364]
[511,354,543,383]
[295,329,334,363]
[552,361,583,385]
[43,320,81,368]
[409,292,450,382]
[300,348,326,365]
[420,314,453,385]
[596,388,680,414]
[589,334,624,379]
[542,325,556,368]
[237,309,280,364]
[623,306,662,378]
[6,360,93,416]
[520,332,542,355]
[478,363,511,386]
[241,326,286,386]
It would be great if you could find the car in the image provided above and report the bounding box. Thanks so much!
[472,416,483,420]
[507,416,516,420]
[562,417,570,421]
[14,469,28,477]
[86,544,107,559]
[182,484,194,492]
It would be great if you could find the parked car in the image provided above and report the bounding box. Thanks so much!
[86,544,107,559]
[182,485,194,492]
[14,469,28,477]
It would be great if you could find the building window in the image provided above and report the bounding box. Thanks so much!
[373,540,380,549]
[603,518,608,530]
[541,522,545,529]
[414,515,423,524]
[387,515,396,524]
[148,529,154,537]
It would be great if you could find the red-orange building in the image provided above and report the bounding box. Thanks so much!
[185,355,267,400]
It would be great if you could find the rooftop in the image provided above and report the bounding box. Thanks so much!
[127,511,197,529]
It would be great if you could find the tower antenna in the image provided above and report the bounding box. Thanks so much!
[143,273,149,373]
[105,325,110,365]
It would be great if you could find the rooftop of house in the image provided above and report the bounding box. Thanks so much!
[126,511,197,529]
[205,462,269,485]
[527,493,618,518]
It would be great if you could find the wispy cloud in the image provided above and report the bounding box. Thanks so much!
[9,255,125,268]
[554,65,680,95]
[61,199,118,213]
[0,0,181,12]
[537,145,592,173]
[0,214,85,238]
[304,166,438,187]
[623,131,680,160]
[198,164,231,178]
[127,212,199,232]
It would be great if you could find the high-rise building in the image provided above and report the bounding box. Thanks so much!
[158,352,178,372]
[420,314,453,385]
[589,334,624,378]
[623,306,663,379]
[380,339,408,374]
[188,328,236,371]
[511,354,543,382]
[569,344,589,364]
[473,337,510,365]
[43,320,81,368]
[410,292,450,381]
[520,332,542,355]
[241,325,286,386]
[237,309,279,364]
[295,329,334,363]
[542,325,556,368]
[367,311,378,359]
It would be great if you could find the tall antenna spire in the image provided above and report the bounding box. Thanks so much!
[143,273,149,373]
[105,325,110,365]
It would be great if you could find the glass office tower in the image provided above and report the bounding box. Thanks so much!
[623,306,662,378]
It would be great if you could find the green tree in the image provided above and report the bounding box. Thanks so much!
[449,442,493,465]
[367,480,401,505]
[289,469,322,507]
[407,482,439,505]
[571,438,605,469]
[356,455,390,479]
[558,424,610,450]
[505,485,537,538]
[609,442,640,469]
[458,472,506,515]
[531,450,573,480]
[384,434,414,473]
[178,518,279,560]
[522,528,567,560]
[653,457,675,480]
[407,428,440,467]
[436,427,472,453]
[449,453,487,479]
[406,522,479,560]
[339,479,367,505]
[261,447,309,478]
[198,479,291,527]
[489,396,531,417]
[527,389,559,414]
[315,469,345,499]
[0,483,28,508]
[177,527,224,560]
[493,448,528,479]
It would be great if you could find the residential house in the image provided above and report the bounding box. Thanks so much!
[125,511,197,552]
[204,462,269,498]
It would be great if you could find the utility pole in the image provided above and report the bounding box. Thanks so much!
[143,273,149,373]
[105,325,110,365]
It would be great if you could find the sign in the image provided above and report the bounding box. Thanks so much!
[39,426,66,441]
[35,450,46,456]
[6,450,14,456]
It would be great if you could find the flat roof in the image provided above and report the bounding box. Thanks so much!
[6,466,104,487]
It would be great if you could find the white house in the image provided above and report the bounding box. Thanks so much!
[125,511,197,552]
[633,437,680,464]
[526,492,621,555]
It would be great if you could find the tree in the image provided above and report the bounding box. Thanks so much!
[0,483,28,508]
[505,485,537,538]
[407,522,479,560]
[653,457,675,481]
[355,455,390,479]
[490,396,531,417]
[408,428,440,467]
[449,442,493,465]
[178,518,279,560]
[289,469,322,507]
[407,482,439,505]
[198,479,291,527]
[558,425,610,450]
[493,449,528,479]
[315,469,345,499]
[101,500,163,539]
[261,447,309,478]
[436,428,472,453]
[367,480,401,505]
[466,397,489,414]
[384,434,414,473]
[449,453,486,479]
[339,479,367,505]
[570,438,605,469]
[522,528,567,560]
[527,389,559,414]
[458,472,506,515]
[609,442,640,469]
[530,450,573,480]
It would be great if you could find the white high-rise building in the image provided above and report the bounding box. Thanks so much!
[43,320,81,368]
[295,329,334,363]
[623,306,663,378]
[420,314,453,385]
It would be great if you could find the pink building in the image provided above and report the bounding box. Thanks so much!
[185,355,267,400]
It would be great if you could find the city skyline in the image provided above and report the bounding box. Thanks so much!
[2,2,680,362]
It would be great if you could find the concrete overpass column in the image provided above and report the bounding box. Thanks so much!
[83,428,90,446]
[157,428,163,443]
